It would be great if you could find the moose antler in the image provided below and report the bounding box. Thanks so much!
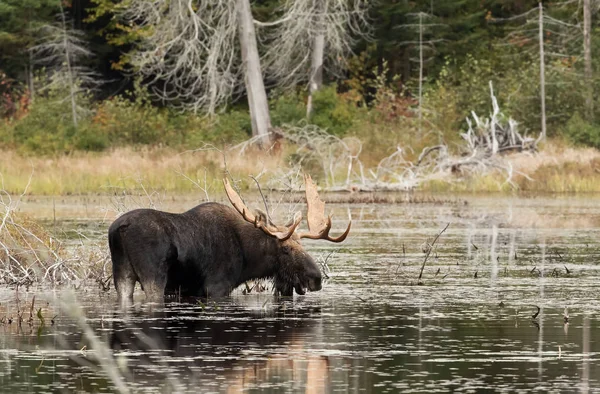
[297,174,351,242]
[223,178,302,241]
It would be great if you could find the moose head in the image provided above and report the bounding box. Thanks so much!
[223,174,352,296]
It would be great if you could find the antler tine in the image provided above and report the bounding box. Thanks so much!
[277,211,303,241]
[223,178,303,241]
[299,216,352,243]
[298,174,352,243]
[223,178,257,224]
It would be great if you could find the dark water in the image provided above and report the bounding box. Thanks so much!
[3,195,600,392]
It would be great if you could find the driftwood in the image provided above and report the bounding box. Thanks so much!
[264,81,538,192]
[461,81,539,155]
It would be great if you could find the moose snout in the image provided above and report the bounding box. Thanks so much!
[308,275,322,291]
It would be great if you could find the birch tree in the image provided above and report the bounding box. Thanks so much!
[29,4,99,128]
[262,0,369,117]
[122,0,272,147]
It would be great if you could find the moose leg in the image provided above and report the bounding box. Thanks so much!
[113,265,136,307]
[138,266,168,304]
[204,279,234,298]
[137,256,174,304]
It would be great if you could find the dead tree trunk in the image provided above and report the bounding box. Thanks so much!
[306,34,324,118]
[538,2,546,141]
[237,0,272,147]
[584,0,593,120]
[418,12,424,135]
[306,2,326,119]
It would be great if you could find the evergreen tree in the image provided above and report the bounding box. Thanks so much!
[0,0,61,81]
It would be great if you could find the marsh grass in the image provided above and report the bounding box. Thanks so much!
[418,142,600,193]
[0,146,286,195]
[1,139,600,196]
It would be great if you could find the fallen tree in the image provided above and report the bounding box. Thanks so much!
[263,81,539,191]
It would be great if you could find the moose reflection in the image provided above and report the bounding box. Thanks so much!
[109,302,330,392]
[108,175,351,305]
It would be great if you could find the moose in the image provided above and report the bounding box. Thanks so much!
[108,174,351,305]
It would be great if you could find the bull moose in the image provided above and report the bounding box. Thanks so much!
[108,174,351,305]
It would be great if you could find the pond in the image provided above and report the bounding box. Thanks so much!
[2,194,600,392]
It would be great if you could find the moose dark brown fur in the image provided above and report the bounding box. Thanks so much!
[109,175,351,305]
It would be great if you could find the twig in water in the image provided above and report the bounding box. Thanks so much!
[530,266,538,275]
[531,305,541,319]
[564,265,570,274]
[28,295,35,326]
[37,308,45,326]
[418,223,449,282]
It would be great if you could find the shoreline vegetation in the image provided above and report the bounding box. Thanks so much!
[1,140,600,196]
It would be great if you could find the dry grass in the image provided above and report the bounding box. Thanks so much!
[1,139,599,195]
[419,140,600,193]
[0,146,288,195]
[510,142,600,192]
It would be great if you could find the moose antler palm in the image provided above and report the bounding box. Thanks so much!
[297,174,351,242]
[223,175,351,243]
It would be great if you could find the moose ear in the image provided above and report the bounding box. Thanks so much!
[254,208,273,227]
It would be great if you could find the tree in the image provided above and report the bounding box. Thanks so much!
[583,0,593,119]
[30,4,100,128]
[398,11,445,135]
[0,0,60,92]
[121,0,272,146]
[262,0,369,117]
[493,2,582,140]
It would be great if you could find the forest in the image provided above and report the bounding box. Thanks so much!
[1,3,600,391]
[1,0,600,193]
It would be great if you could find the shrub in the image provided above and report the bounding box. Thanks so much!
[91,94,168,145]
[8,93,78,154]
[182,110,251,147]
[310,85,361,136]
[270,91,306,126]
[564,112,600,149]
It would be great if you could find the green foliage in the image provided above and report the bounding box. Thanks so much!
[269,85,363,136]
[0,79,249,154]
[564,113,600,149]
[92,94,167,146]
[74,125,109,152]
[3,0,600,154]
[270,91,306,126]
[0,0,60,78]
[0,87,83,154]
[90,87,249,148]
[309,86,361,136]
